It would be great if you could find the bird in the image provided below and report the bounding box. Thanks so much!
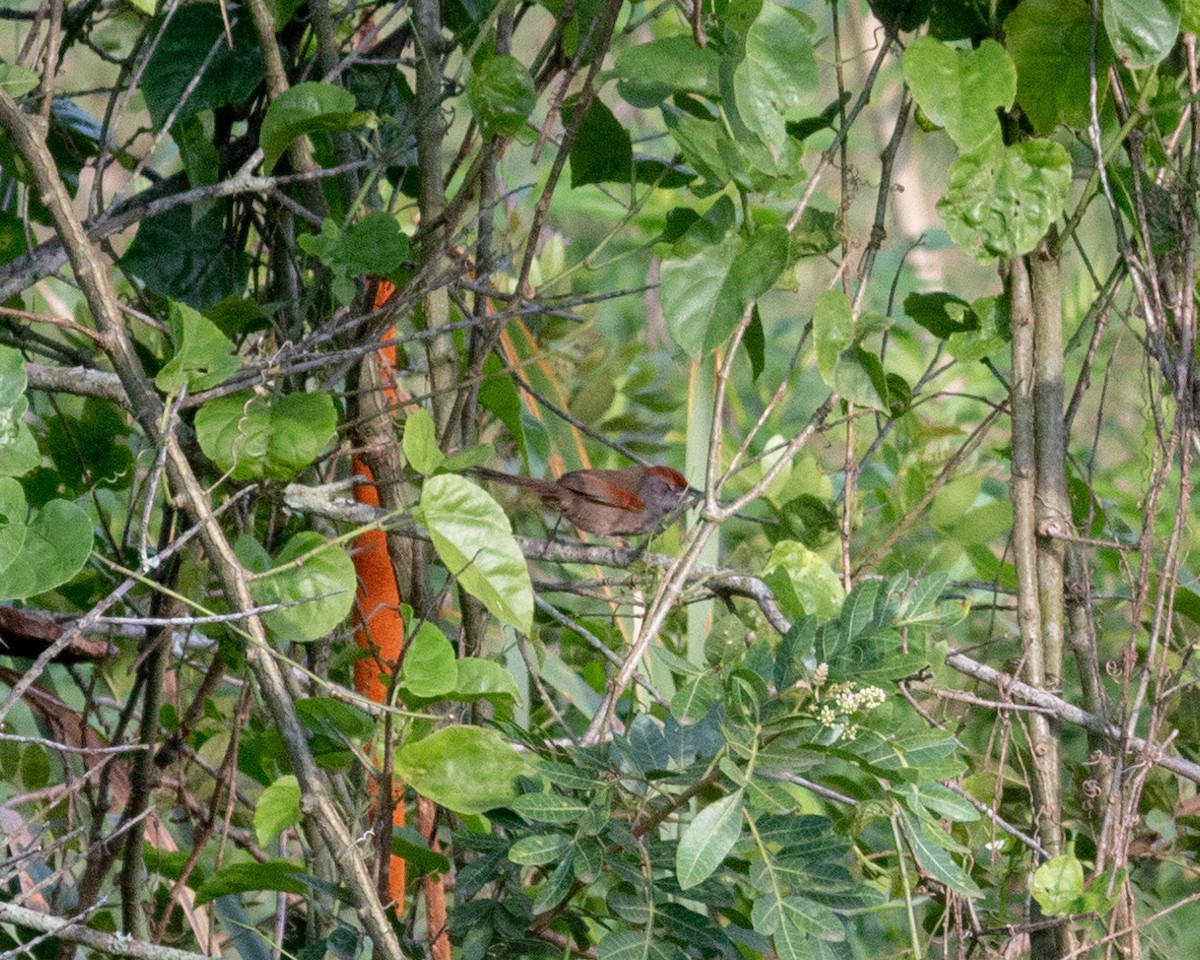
[473,464,693,537]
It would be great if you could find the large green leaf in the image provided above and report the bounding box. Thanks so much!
[417,475,533,632]
[812,290,891,410]
[661,225,788,356]
[0,481,93,601]
[452,657,521,704]
[1104,0,1181,68]
[141,4,264,130]
[677,790,744,890]
[120,200,248,310]
[751,892,842,941]
[260,81,364,174]
[155,300,240,393]
[938,138,1072,258]
[195,390,338,482]
[1004,0,1109,133]
[394,725,527,814]
[0,345,40,478]
[899,811,982,898]
[614,37,721,107]
[902,37,1015,152]
[568,96,633,187]
[733,3,816,154]
[239,532,356,643]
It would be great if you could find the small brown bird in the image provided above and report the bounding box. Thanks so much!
[474,464,693,537]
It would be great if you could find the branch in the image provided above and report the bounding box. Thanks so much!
[0,901,215,960]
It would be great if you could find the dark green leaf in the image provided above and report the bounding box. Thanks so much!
[391,827,451,875]
[195,860,309,905]
[568,96,632,187]
[141,4,264,130]
[614,37,720,107]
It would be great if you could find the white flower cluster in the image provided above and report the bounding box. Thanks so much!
[812,675,887,742]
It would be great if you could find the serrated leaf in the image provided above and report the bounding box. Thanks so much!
[417,475,533,631]
[677,791,744,890]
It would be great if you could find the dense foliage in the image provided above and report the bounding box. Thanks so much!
[2,1,1200,959]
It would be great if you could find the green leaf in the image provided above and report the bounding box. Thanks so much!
[614,36,720,107]
[417,475,533,632]
[467,54,536,138]
[0,478,27,574]
[391,826,451,876]
[195,390,338,482]
[899,811,982,897]
[453,657,521,704]
[0,485,93,601]
[733,4,817,154]
[120,200,249,311]
[671,671,721,723]
[141,4,264,130]
[661,225,789,356]
[762,540,845,621]
[401,622,458,699]
[902,37,1015,152]
[812,290,891,409]
[1004,0,1110,133]
[597,930,688,960]
[241,532,356,643]
[394,725,527,814]
[1031,854,1086,916]
[508,833,573,866]
[0,64,39,98]
[752,893,843,941]
[568,96,633,187]
[533,852,576,913]
[677,790,744,890]
[938,138,1072,258]
[511,792,590,824]
[195,859,309,905]
[255,775,301,847]
[1105,0,1181,68]
[155,301,240,393]
[296,214,409,304]
[260,81,364,174]
[0,346,40,478]
[295,696,374,742]
[402,407,443,476]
